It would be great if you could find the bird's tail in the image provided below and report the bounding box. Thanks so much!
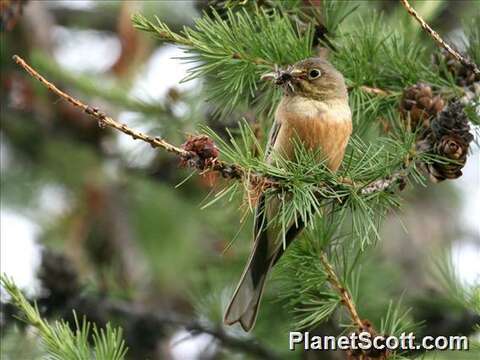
[222,244,275,331]
[223,195,305,331]
[223,195,274,331]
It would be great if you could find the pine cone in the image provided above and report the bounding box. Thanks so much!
[419,101,474,182]
[181,134,219,169]
[434,50,480,88]
[400,83,445,132]
[430,101,474,141]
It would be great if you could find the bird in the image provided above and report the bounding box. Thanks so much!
[223,57,353,332]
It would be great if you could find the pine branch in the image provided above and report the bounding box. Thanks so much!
[319,251,365,329]
[132,9,391,113]
[131,11,285,67]
[13,55,188,157]
[13,54,409,199]
[132,13,272,66]
[2,257,281,360]
[400,0,480,76]
[0,274,128,360]
[360,170,406,195]
[12,55,244,180]
[16,53,470,265]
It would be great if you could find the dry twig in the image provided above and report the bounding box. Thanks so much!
[400,0,480,76]
[360,170,406,195]
[319,251,365,329]
[12,55,244,179]
[13,55,189,156]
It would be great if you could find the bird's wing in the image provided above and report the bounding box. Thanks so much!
[264,119,281,160]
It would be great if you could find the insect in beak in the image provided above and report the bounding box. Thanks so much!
[261,66,303,83]
[261,66,302,93]
[261,71,291,86]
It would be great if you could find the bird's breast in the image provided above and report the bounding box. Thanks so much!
[273,96,352,171]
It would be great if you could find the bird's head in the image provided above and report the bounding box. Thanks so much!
[261,57,347,101]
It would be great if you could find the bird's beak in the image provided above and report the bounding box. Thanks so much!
[261,67,303,85]
[288,69,303,77]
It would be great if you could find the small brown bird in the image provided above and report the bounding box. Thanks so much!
[223,57,353,331]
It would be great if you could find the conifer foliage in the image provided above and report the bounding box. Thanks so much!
[133,2,478,339]
[2,1,479,359]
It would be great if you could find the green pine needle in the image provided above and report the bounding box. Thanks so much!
[0,274,128,360]
[133,7,313,115]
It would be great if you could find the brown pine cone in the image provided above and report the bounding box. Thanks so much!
[418,101,474,182]
[428,134,469,181]
[400,83,445,132]
[431,101,474,141]
[435,134,468,160]
[181,134,219,169]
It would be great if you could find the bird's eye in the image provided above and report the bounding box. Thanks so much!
[308,69,321,79]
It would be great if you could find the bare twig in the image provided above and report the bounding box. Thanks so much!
[13,55,189,157]
[12,55,244,180]
[108,303,280,359]
[400,0,480,76]
[154,315,280,360]
[360,170,406,195]
[319,251,365,329]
